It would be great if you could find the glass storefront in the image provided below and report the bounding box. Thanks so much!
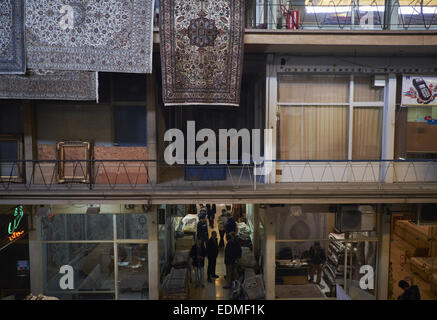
[40,213,148,300]
[271,205,379,300]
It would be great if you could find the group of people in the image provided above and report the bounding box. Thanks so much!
[189,206,241,289]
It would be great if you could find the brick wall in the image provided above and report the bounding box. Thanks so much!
[35,144,148,185]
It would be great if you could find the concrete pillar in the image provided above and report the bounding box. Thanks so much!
[148,205,160,300]
[253,204,260,261]
[146,73,158,184]
[376,205,391,300]
[23,101,35,184]
[381,74,397,183]
[28,207,43,295]
[263,207,276,300]
[265,54,277,184]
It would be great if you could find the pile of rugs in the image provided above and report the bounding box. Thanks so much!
[1,0,244,106]
[230,268,265,300]
[161,267,190,300]
[181,214,199,234]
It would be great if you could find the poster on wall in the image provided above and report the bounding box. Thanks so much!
[402,75,437,106]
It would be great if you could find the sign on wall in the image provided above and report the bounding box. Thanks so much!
[402,75,437,106]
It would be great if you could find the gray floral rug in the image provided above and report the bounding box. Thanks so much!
[25,0,154,73]
[0,0,26,74]
[0,70,98,101]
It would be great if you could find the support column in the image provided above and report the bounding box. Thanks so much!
[377,205,391,300]
[381,74,397,183]
[23,101,35,184]
[148,205,160,300]
[263,207,276,300]
[253,204,260,261]
[28,206,43,295]
[146,73,158,184]
[265,54,277,184]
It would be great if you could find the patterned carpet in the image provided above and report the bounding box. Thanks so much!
[159,0,245,106]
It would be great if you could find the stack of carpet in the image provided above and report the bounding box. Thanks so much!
[171,250,191,269]
[161,267,190,300]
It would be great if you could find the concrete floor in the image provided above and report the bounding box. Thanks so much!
[389,233,437,300]
[189,204,231,300]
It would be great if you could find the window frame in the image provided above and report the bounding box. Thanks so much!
[277,74,384,161]
[0,134,24,183]
[56,140,92,183]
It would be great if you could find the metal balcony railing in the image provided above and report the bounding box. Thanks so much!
[245,0,437,30]
[1,159,437,192]
[273,159,437,183]
[153,0,437,31]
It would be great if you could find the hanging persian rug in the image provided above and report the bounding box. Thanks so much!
[0,0,26,74]
[25,0,155,73]
[160,0,245,106]
[0,70,98,101]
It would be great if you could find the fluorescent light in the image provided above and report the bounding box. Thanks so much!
[399,6,437,15]
[305,6,386,14]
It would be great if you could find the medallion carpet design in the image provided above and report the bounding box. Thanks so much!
[0,0,26,74]
[160,0,245,106]
[25,0,154,73]
[0,70,98,101]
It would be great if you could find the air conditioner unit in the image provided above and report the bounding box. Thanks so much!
[415,204,437,226]
[335,205,376,232]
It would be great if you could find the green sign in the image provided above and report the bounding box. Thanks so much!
[8,205,24,235]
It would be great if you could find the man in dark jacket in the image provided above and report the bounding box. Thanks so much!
[197,215,208,247]
[190,239,207,287]
[224,213,237,235]
[398,279,421,300]
[206,204,215,228]
[223,233,242,289]
[309,241,326,286]
[206,231,219,282]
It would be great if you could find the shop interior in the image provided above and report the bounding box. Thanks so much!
[389,204,437,300]
[2,203,437,300]
[160,203,380,300]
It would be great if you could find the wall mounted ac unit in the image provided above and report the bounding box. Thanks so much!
[335,205,376,232]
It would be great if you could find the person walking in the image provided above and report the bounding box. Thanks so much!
[206,231,219,282]
[190,239,207,288]
[218,209,228,248]
[206,204,215,228]
[308,241,326,286]
[197,215,208,247]
[224,212,237,236]
[223,233,242,289]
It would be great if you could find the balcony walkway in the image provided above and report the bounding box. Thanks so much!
[1,181,437,205]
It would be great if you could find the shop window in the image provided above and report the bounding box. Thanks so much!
[274,205,378,300]
[353,77,384,102]
[278,75,383,161]
[279,75,349,104]
[113,106,147,147]
[117,243,149,299]
[352,107,382,160]
[40,212,149,300]
[56,141,92,183]
[43,243,115,300]
[116,214,148,239]
[280,105,348,160]
[0,135,23,182]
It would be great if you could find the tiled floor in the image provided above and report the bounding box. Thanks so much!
[189,204,231,300]
[389,233,437,300]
